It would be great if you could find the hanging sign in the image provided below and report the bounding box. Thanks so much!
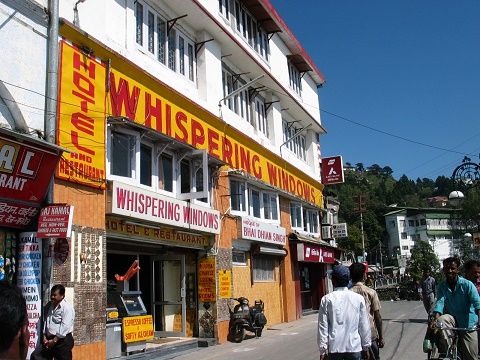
[321,156,344,185]
[17,232,42,358]
[198,257,216,302]
[37,205,74,238]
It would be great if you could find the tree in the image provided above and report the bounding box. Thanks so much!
[407,241,440,279]
[355,163,365,172]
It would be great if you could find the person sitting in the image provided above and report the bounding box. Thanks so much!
[430,257,480,360]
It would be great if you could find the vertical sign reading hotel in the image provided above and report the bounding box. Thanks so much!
[56,41,107,188]
[198,258,216,302]
[17,232,42,358]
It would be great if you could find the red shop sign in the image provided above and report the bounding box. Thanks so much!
[297,243,335,264]
[0,130,62,228]
[321,156,344,185]
[37,205,74,239]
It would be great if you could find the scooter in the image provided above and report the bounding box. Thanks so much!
[228,297,267,343]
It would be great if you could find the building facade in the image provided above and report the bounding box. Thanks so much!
[2,0,334,358]
[385,208,460,262]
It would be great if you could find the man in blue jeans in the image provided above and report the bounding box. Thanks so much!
[431,257,480,360]
[318,265,371,360]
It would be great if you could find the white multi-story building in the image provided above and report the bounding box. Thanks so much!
[385,208,460,262]
[0,0,332,356]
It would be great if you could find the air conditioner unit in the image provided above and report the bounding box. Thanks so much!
[322,212,334,225]
[322,225,333,240]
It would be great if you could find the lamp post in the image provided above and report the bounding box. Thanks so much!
[449,156,480,259]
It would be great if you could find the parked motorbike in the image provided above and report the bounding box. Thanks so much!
[228,297,267,343]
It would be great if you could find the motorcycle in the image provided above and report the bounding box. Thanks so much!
[228,297,267,343]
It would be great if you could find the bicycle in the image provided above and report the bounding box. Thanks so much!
[427,320,478,360]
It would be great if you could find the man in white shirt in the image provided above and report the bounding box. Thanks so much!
[318,265,371,360]
[32,284,75,360]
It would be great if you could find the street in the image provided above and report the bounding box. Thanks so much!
[151,300,427,360]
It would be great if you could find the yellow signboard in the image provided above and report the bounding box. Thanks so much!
[218,270,232,299]
[56,31,324,205]
[198,257,216,302]
[122,315,154,343]
[57,41,106,188]
[105,217,210,247]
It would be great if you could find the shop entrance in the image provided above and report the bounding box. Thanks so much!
[152,255,186,337]
[300,264,313,312]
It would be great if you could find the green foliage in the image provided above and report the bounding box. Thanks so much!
[407,241,440,278]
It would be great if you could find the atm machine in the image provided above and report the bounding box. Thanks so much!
[107,260,150,356]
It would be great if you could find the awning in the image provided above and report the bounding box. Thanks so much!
[287,54,313,73]
[288,232,333,248]
[258,246,287,257]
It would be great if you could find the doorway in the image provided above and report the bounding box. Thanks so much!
[152,255,186,337]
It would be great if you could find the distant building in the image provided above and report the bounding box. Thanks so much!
[427,196,449,208]
[385,207,462,262]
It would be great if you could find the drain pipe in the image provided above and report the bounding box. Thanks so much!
[42,0,60,305]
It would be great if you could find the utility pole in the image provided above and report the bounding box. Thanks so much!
[379,240,384,275]
[354,195,367,262]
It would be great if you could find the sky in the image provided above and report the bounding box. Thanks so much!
[270,0,480,181]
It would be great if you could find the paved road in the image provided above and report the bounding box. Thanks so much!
[156,300,428,360]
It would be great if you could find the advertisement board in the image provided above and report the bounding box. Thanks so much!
[17,232,42,358]
[296,243,335,264]
[37,205,74,238]
[241,217,286,246]
[122,315,154,343]
[321,156,345,185]
[198,257,216,302]
[218,270,232,299]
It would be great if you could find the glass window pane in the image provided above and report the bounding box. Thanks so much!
[140,144,152,186]
[270,196,278,220]
[148,11,154,53]
[168,29,176,71]
[251,190,260,218]
[157,17,166,64]
[188,43,194,81]
[136,2,143,46]
[179,36,185,75]
[158,153,173,192]
[111,132,134,177]
[180,160,191,193]
[263,193,270,219]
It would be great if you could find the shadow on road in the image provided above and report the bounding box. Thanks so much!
[383,318,428,324]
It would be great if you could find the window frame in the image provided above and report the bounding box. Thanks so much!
[288,61,302,96]
[230,179,279,222]
[253,255,277,282]
[232,250,247,266]
[290,202,320,235]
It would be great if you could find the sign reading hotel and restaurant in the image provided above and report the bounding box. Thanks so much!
[56,40,324,207]
[122,315,154,343]
[241,217,286,246]
[106,217,210,247]
[321,156,344,185]
[17,232,42,358]
[0,131,62,228]
[198,257,216,302]
[110,181,220,234]
[296,243,335,264]
[37,204,74,238]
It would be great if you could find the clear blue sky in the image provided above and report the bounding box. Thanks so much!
[270,0,480,180]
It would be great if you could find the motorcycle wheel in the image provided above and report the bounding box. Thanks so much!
[232,324,244,343]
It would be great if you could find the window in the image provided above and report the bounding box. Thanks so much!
[231,180,246,212]
[389,220,396,227]
[408,220,415,227]
[232,250,247,265]
[399,219,405,227]
[290,202,302,228]
[402,246,409,251]
[420,219,426,226]
[158,153,173,192]
[111,132,135,178]
[255,96,268,137]
[222,66,250,122]
[231,1,269,62]
[282,119,307,161]
[140,144,152,186]
[218,0,230,20]
[230,180,278,221]
[253,256,276,281]
[401,232,407,239]
[135,1,195,82]
[288,61,302,95]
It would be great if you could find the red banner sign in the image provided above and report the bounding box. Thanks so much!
[0,130,62,228]
[297,243,335,264]
[37,205,74,238]
[321,156,344,185]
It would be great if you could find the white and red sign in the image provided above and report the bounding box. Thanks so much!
[332,223,348,238]
[241,217,286,246]
[37,205,74,238]
[0,131,62,228]
[17,232,42,358]
[111,181,220,234]
[321,156,344,185]
[297,243,335,264]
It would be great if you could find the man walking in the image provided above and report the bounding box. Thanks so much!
[0,282,29,360]
[421,270,436,315]
[431,257,480,360]
[32,284,75,360]
[318,265,371,360]
[350,263,384,360]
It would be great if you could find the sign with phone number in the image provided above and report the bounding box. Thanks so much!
[122,315,154,343]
